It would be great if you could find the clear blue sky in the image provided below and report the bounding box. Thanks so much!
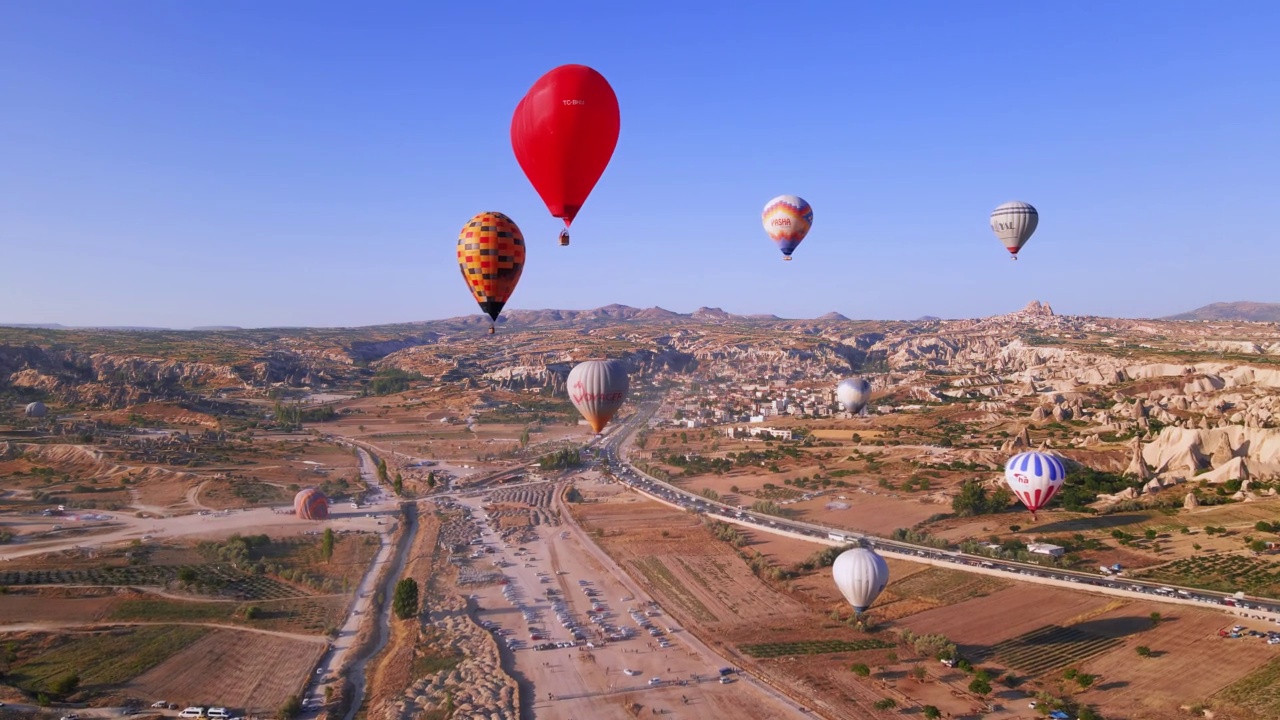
[2,1,1278,328]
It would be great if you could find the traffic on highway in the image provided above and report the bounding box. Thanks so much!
[589,403,1280,619]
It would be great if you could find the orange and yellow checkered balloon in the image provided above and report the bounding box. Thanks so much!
[457,212,526,329]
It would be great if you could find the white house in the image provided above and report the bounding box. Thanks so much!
[1027,543,1066,558]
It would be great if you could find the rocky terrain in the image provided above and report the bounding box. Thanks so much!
[6,301,1280,515]
[377,597,519,720]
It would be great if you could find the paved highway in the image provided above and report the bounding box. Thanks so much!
[592,401,1280,620]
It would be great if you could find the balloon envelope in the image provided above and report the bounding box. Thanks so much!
[990,201,1038,257]
[511,64,620,228]
[567,359,629,434]
[762,195,813,259]
[1003,451,1067,517]
[24,401,48,418]
[836,378,871,414]
[832,547,890,613]
[294,487,329,520]
[457,211,526,324]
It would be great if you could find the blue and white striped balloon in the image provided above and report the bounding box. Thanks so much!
[1003,451,1067,518]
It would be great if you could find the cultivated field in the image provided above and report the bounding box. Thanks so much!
[902,585,1115,652]
[1075,602,1280,719]
[0,586,121,625]
[126,629,325,712]
[1,625,209,699]
[570,487,1008,720]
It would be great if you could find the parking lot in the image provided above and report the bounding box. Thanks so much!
[456,489,808,718]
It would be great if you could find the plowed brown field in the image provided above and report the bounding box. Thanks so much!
[126,629,325,712]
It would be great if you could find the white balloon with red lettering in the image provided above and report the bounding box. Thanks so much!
[832,546,890,614]
[762,194,813,260]
[567,359,630,434]
[1003,450,1067,520]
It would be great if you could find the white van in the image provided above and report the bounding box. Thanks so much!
[178,709,205,718]
[207,708,230,719]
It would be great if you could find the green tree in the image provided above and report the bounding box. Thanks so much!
[393,472,404,496]
[1256,521,1273,532]
[245,605,262,620]
[1150,611,1162,625]
[520,427,530,448]
[177,567,198,584]
[278,694,302,719]
[1144,528,1158,540]
[51,672,79,697]
[968,676,992,695]
[321,527,335,562]
[922,706,941,720]
[393,577,420,620]
[912,664,927,682]
[952,479,1012,517]
[1135,645,1151,657]
[850,663,871,677]
[872,699,896,711]
[1077,707,1099,720]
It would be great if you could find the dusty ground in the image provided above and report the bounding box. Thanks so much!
[567,484,1003,720]
[0,586,121,624]
[463,477,812,719]
[125,628,325,712]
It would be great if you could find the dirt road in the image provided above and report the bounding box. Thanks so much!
[302,448,402,717]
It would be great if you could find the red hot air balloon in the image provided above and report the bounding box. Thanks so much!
[294,487,329,520]
[511,64,620,247]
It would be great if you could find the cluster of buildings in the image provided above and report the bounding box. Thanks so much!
[664,381,848,429]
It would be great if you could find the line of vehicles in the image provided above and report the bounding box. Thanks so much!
[595,404,1280,617]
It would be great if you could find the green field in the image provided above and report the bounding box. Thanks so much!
[740,639,893,658]
[1217,654,1280,719]
[1138,554,1280,597]
[6,625,208,695]
[975,625,1121,676]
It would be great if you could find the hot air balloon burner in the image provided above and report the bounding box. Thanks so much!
[559,229,570,246]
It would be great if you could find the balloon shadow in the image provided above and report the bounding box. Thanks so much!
[1030,513,1150,534]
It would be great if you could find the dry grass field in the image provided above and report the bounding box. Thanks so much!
[569,488,1009,720]
[1074,602,1280,719]
[126,629,325,711]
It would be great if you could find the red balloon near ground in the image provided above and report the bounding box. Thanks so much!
[511,64,620,244]
[294,487,329,520]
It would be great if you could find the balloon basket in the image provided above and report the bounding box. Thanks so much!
[488,325,496,335]
[783,256,792,262]
[559,230,570,247]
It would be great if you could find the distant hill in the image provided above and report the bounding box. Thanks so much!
[1164,302,1280,322]
[915,315,941,322]
[816,312,850,321]
[191,326,243,331]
